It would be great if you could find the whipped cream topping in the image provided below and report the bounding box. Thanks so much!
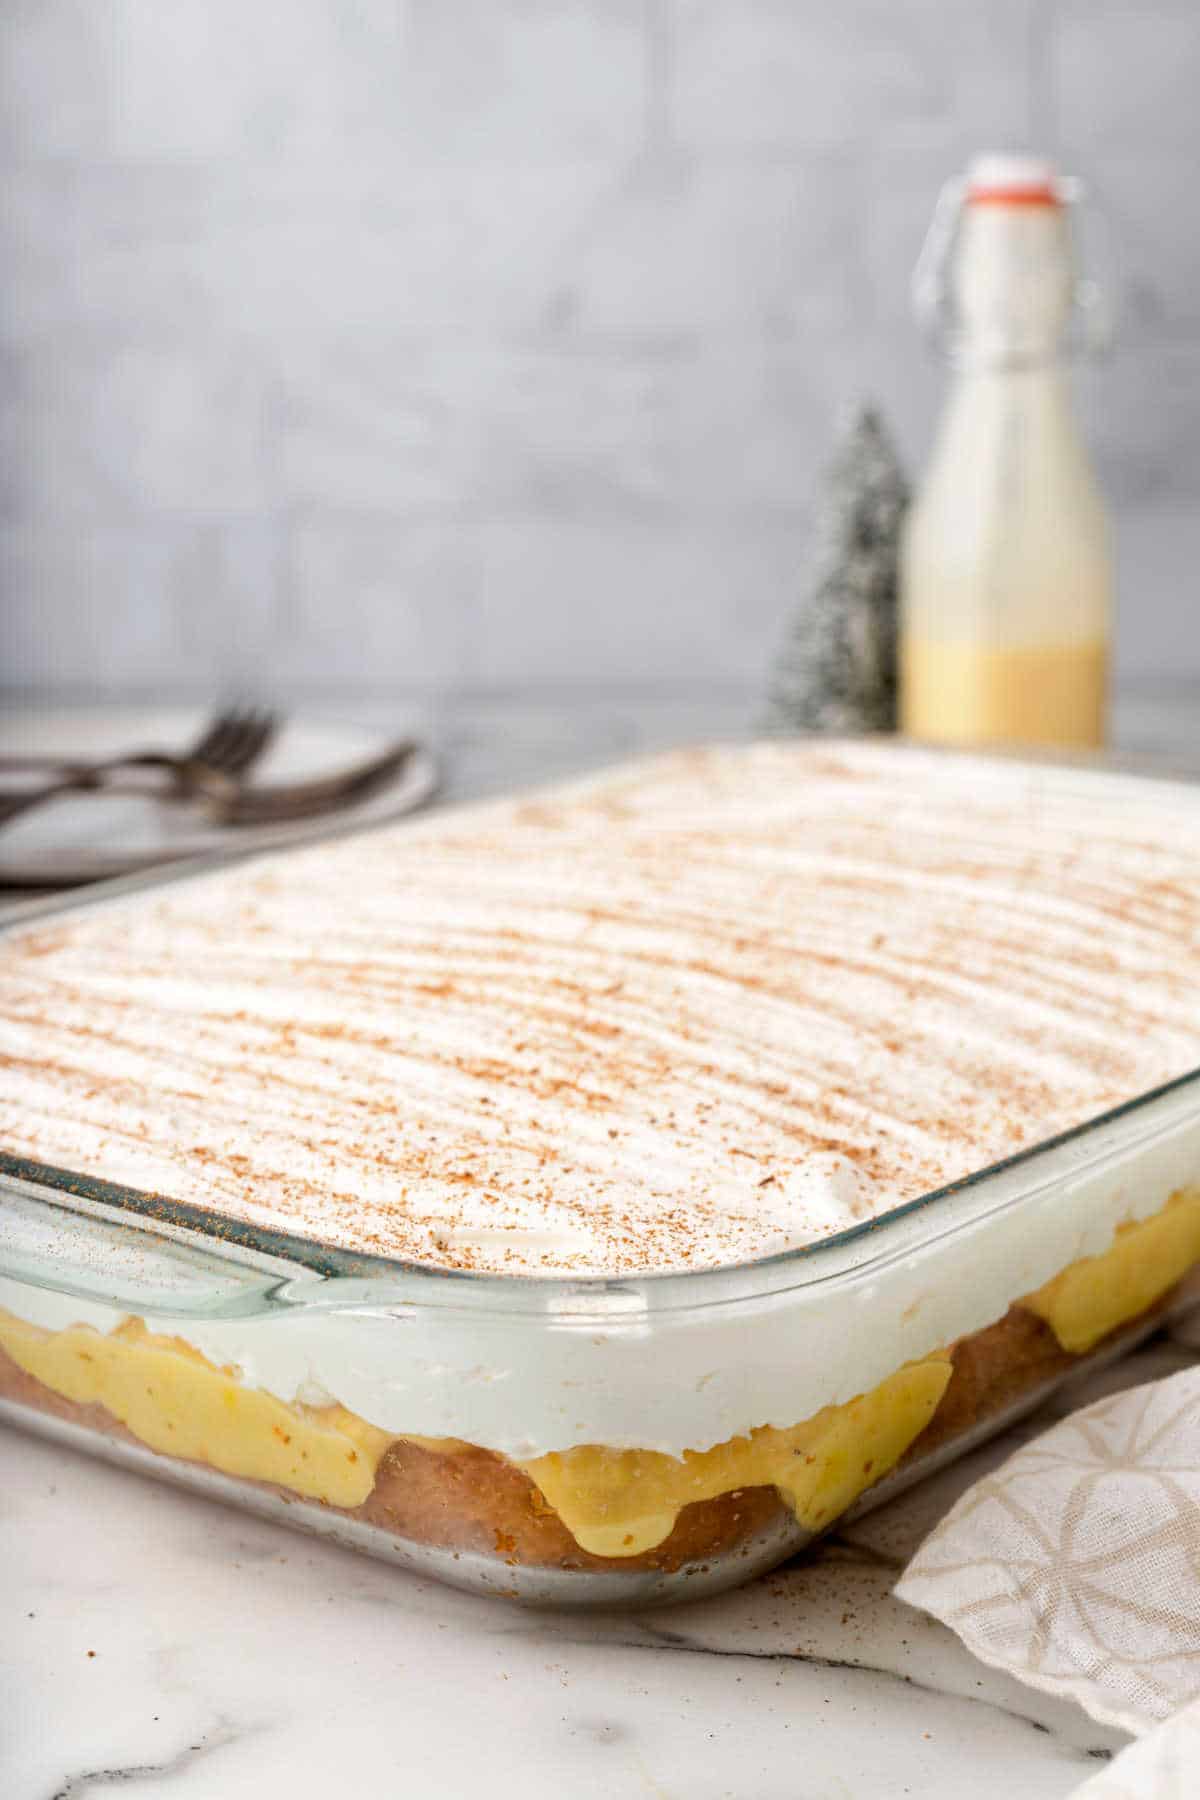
[5,741,1200,1279]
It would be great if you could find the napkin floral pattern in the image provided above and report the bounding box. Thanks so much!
[895,1367,1200,1738]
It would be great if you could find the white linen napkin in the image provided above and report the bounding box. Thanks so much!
[1069,1698,1200,1798]
[896,1316,1200,1796]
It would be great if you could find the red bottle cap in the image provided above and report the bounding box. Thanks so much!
[966,154,1061,208]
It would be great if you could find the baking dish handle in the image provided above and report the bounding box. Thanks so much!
[0,1187,289,1319]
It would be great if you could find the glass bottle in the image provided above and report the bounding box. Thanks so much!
[900,155,1113,749]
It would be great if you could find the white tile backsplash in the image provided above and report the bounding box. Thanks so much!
[1086,345,1200,506]
[0,2,114,159]
[552,149,867,342]
[477,517,806,687]
[281,518,481,688]
[10,341,273,521]
[669,0,1037,154]
[1112,504,1200,680]
[2,0,1199,698]
[1054,0,1200,155]
[279,343,489,516]
[3,524,188,687]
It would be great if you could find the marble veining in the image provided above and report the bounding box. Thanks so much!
[10,1340,1183,1799]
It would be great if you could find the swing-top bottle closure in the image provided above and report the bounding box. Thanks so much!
[913,154,1112,371]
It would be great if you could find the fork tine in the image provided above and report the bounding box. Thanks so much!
[189,707,278,780]
[191,706,264,772]
[219,708,278,778]
[206,708,258,775]
[185,708,241,769]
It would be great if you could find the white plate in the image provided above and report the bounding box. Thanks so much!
[0,708,438,887]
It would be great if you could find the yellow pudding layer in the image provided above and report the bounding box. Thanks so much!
[518,1358,951,1557]
[900,638,1107,748]
[0,1313,394,1506]
[0,1301,948,1558]
[2,1187,1197,1557]
[1022,1188,1200,1354]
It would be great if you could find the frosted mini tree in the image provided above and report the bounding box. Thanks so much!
[764,408,909,736]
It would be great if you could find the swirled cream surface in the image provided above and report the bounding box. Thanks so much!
[4,741,1200,1279]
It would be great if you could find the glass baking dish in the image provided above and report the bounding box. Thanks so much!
[3,838,1200,1610]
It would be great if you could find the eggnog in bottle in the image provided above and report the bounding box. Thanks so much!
[900,156,1111,749]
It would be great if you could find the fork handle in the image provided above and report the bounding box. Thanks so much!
[0,773,108,829]
[0,751,197,777]
[0,758,238,832]
[208,742,416,826]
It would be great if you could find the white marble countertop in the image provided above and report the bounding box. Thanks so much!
[4,689,1200,1799]
[13,1339,1192,1799]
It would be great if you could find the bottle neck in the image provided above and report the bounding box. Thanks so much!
[952,203,1074,371]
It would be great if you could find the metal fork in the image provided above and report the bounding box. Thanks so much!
[194,739,417,827]
[0,738,427,888]
[0,706,279,830]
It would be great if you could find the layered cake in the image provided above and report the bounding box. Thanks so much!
[3,741,1200,1592]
